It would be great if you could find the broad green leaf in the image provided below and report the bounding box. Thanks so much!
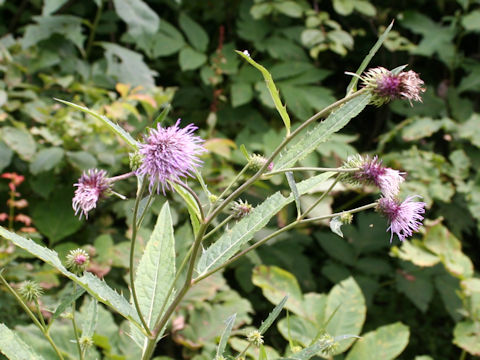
[81,299,98,342]
[278,315,318,347]
[216,313,236,358]
[393,240,440,267]
[0,140,13,172]
[237,50,291,134]
[395,272,433,312]
[113,0,159,37]
[273,92,372,171]
[42,0,69,15]
[29,147,64,175]
[179,47,207,71]
[1,126,37,161]
[171,182,201,235]
[333,0,354,15]
[259,295,288,334]
[152,21,185,57]
[274,1,304,17]
[259,344,268,360]
[346,20,394,94]
[66,151,98,170]
[0,324,44,360]
[0,226,142,331]
[229,338,280,359]
[132,202,176,349]
[346,322,409,360]
[453,320,480,355]
[325,277,366,354]
[231,82,254,107]
[435,275,463,322]
[462,10,480,32]
[196,172,334,276]
[55,99,138,149]
[179,12,209,52]
[252,265,304,316]
[51,286,86,323]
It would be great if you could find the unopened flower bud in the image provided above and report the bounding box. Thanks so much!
[231,199,253,219]
[247,329,264,347]
[318,333,338,355]
[209,194,219,203]
[79,336,93,349]
[66,248,90,274]
[291,345,303,353]
[250,154,273,172]
[340,212,353,224]
[19,280,43,302]
[129,151,143,171]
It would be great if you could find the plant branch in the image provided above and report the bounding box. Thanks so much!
[265,167,359,176]
[174,181,205,222]
[203,214,234,241]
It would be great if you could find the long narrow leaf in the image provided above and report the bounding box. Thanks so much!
[280,335,360,360]
[196,172,334,276]
[346,20,394,94]
[131,202,176,349]
[236,50,291,134]
[216,313,236,358]
[286,172,301,218]
[0,226,142,331]
[259,295,288,335]
[81,299,98,340]
[0,324,44,360]
[51,287,86,323]
[55,98,138,149]
[273,92,372,171]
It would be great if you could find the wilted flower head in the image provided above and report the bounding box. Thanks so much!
[19,280,43,302]
[66,248,90,274]
[72,169,110,219]
[345,155,405,198]
[231,199,253,219]
[361,66,425,106]
[136,119,205,193]
[377,196,426,243]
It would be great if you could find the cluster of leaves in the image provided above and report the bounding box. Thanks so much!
[0,0,480,359]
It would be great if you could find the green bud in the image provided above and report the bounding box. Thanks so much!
[66,248,90,274]
[18,280,43,302]
[340,212,353,224]
[129,151,143,171]
[250,154,273,172]
[231,199,253,219]
[247,329,264,347]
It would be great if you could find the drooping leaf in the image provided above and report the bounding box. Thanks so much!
[273,92,372,171]
[216,313,236,358]
[0,226,142,331]
[132,202,176,348]
[345,322,410,360]
[55,99,138,149]
[0,324,44,360]
[237,50,291,134]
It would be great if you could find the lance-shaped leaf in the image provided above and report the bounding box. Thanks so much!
[216,314,236,358]
[346,20,394,95]
[0,324,44,360]
[273,92,372,171]
[259,295,288,334]
[51,286,86,323]
[55,99,138,150]
[286,172,301,218]
[131,202,176,349]
[171,182,202,235]
[196,172,334,277]
[237,50,291,134]
[0,226,142,331]
[279,335,360,360]
[81,299,98,341]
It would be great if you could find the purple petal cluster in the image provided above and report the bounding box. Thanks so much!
[72,169,110,219]
[362,67,425,106]
[136,120,206,193]
[356,156,405,198]
[377,196,426,243]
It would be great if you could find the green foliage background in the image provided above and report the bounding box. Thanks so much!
[0,0,479,359]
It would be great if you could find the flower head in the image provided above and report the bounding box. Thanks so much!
[250,154,273,172]
[377,196,426,243]
[72,169,111,219]
[19,280,43,302]
[247,330,264,347]
[231,199,253,219]
[66,248,90,274]
[361,67,425,106]
[344,155,405,198]
[137,120,205,193]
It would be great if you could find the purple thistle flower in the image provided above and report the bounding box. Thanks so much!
[136,119,206,193]
[72,169,110,219]
[377,196,426,243]
[361,67,425,106]
[356,156,405,198]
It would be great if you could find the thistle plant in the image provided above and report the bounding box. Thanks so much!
[0,28,429,360]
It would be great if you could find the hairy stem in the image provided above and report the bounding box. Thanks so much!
[174,181,205,221]
[298,175,340,221]
[203,214,234,241]
[265,167,359,176]
[71,284,84,360]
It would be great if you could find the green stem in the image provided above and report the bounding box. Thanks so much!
[459,350,466,360]
[193,202,378,284]
[265,167,359,176]
[212,162,251,210]
[136,191,156,229]
[71,284,84,360]
[129,181,153,337]
[203,214,234,241]
[298,176,340,221]
[0,273,65,360]
[34,299,47,329]
[235,343,252,359]
[85,0,103,58]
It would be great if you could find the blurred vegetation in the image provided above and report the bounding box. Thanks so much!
[0,0,480,359]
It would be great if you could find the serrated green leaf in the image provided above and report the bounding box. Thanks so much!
[273,92,372,171]
[346,20,394,94]
[0,324,44,360]
[196,172,334,276]
[0,226,142,332]
[51,286,86,323]
[216,313,236,358]
[346,322,410,360]
[29,147,64,175]
[132,202,176,349]
[55,99,138,149]
[237,50,291,134]
[259,295,288,334]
